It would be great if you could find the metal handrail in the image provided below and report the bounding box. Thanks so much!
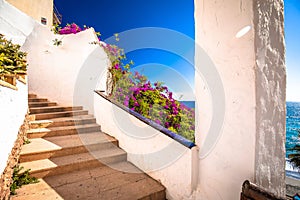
[53,4,62,24]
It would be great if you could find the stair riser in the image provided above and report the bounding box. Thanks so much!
[29,107,83,114]
[48,118,96,127]
[29,102,57,108]
[28,94,37,98]
[28,154,127,179]
[20,141,119,162]
[28,98,48,102]
[34,111,89,120]
[143,190,166,200]
[28,126,101,139]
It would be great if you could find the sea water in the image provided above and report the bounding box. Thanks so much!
[180,101,300,178]
[286,101,300,179]
[180,101,195,109]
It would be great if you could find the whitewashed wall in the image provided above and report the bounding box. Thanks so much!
[0,0,34,175]
[0,80,28,174]
[94,93,198,200]
[194,0,256,199]
[22,27,109,112]
[0,0,37,45]
[194,0,286,199]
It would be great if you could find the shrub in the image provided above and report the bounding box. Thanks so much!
[52,23,195,142]
[10,165,39,195]
[0,34,27,82]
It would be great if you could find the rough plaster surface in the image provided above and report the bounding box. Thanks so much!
[194,0,256,199]
[254,0,286,197]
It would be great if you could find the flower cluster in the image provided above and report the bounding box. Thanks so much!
[58,23,82,35]
[52,22,195,142]
[110,67,195,142]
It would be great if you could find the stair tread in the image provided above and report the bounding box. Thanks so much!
[29,115,96,128]
[33,110,87,115]
[29,101,56,105]
[27,123,100,134]
[20,148,126,172]
[11,162,165,200]
[30,105,82,110]
[32,110,89,120]
[47,115,95,122]
[21,138,62,155]
[21,132,116,155]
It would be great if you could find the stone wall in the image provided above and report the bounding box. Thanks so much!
[0,114,29,200]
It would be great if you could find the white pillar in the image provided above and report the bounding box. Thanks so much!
[194,0,285,199]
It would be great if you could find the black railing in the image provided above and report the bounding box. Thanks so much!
[95,90,196,149]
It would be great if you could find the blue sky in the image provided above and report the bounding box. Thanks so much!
[55,0,299,102]
[285,0,300,102]
[54,0,195,100]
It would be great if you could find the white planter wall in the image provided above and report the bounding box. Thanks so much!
[94,93,198,200]
[0,80,28,174]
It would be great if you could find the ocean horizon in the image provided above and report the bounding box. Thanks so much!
[179,101,300,178]
[180,101,195,109]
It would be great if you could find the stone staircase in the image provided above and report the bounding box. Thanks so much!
[11,94,166,200]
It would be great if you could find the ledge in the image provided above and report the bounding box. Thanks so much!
[95,90,196,149]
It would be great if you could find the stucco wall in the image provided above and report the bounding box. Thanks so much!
[0,0,38,45]
[194,0,286,199]
[22,27,109,112]
[94,94,198,200]
[6,0,53,29]
[0,80,28,174]
[0,0,32,175]
[194,0,256,199]
[254,0,286,197]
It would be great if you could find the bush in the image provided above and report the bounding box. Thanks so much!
[0,34,27,78]
[53,23,195,142]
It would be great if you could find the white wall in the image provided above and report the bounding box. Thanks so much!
[0,0,34,175]
[194,0,256,199]
[0,0,38,45]
[0,80,28,174]
[94,93,198,199]
[194,0,286,199]
[22,27,109,112]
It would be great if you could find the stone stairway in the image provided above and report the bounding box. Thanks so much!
[11,94,166,200]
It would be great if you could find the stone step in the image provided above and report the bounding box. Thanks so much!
[11,162,166,200]
[28,94,37,98]
[29,115,96,128]
[27,123,101,139]
[20,148,127,178]
[28,101,57,108]
[28,98,48,102]
[47,115,96,127]
[29,106,83,114]
[33,110,89,120]
[20,132,118,162]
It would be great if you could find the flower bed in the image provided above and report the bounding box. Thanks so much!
[55,23,195,142]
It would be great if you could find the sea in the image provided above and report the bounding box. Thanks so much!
[180,101,195,109]
[181,101,300,179]
[286,101,300,179]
